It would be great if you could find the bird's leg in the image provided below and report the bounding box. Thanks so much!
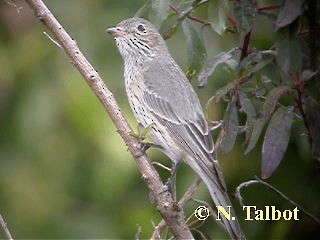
[131,123,162,157]
[163,162,180,201]
[134,142,162,158]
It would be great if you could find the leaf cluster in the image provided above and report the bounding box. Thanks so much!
[136,0,319,179]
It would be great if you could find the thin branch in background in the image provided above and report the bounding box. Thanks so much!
[291,72,309,131]
[3,0,22,13]
[43,32,62,48]
[0,214,13,240]
[164,1,210,39]
[235,176,320,224]
[169,3,209,24]
[152,162,172,172]
[257,4,280,12]
[24,0,193,238]
[134,224,142,240]
[151,176,202,239]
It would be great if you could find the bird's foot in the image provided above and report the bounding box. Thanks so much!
[134,142,161,158]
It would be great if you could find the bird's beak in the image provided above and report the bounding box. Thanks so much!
[106,27,126,38]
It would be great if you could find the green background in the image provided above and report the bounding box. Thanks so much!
[0,0,319,239]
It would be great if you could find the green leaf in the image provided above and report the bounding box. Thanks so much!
[219,98,239,153]
[149,0,170,29]
[260,86,291,118]
[275,0,304,31]
[244,117,267,155]
[198,48,238,87]
[239,92,257,146]
[239,92,256,118]
[233,0,256,32]
[182,19,206,79]
[262,106,294,179]
[240,50,276,78]
[208,0,230,35]
[276,30,302,74]
[213,82,234,103]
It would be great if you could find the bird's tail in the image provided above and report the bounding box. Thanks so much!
[186,156,246,240]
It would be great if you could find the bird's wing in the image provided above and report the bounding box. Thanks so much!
[143,56,226,190]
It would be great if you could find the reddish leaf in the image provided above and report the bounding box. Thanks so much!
[275,0,304,31]
[198,48,237,87]
[245,86,291,154]
[262,106,294,179]
[260,86,292,118]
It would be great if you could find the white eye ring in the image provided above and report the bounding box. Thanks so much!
[137,24,146,32]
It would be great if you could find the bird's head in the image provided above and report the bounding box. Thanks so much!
[107,17,168,62]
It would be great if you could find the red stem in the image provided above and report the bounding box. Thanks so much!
[258,4,280,11]
[240,30,252,61]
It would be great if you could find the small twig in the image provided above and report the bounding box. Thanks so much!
[290,72,310,134]
[235,176,320,224]
[134,224,142,240]
[152,162,171,172]
[151,176,202,239]
[164,2,210,39]
[3,0,22,13]
[0,214,13,240]
[180,176,202,206]
[168,1,210,26]
[186,15,209,25]
[43,32,62,48]
[257,4,280,11]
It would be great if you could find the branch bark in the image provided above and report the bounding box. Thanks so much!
[24,0,193,238]
[0,214,13,240]
[151,176,202,239]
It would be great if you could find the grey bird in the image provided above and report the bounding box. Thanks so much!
[107,17,245,239]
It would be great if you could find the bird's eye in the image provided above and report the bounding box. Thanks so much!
[137,24,146,33]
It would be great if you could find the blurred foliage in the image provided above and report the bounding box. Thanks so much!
[0,0,319,239]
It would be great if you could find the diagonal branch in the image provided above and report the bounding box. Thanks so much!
[0,214,13,240]
[151,176,202,239]
[24,0,193,239]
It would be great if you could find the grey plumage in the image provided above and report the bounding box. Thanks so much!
[107,17,245,239]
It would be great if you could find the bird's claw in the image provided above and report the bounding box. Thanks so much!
[134,142,162,158]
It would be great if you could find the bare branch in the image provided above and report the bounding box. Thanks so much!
[235,176,320,224]
[152,162,171,172]
[0,214,13,240]
[24,0,193,238]
[151,176,202,239]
